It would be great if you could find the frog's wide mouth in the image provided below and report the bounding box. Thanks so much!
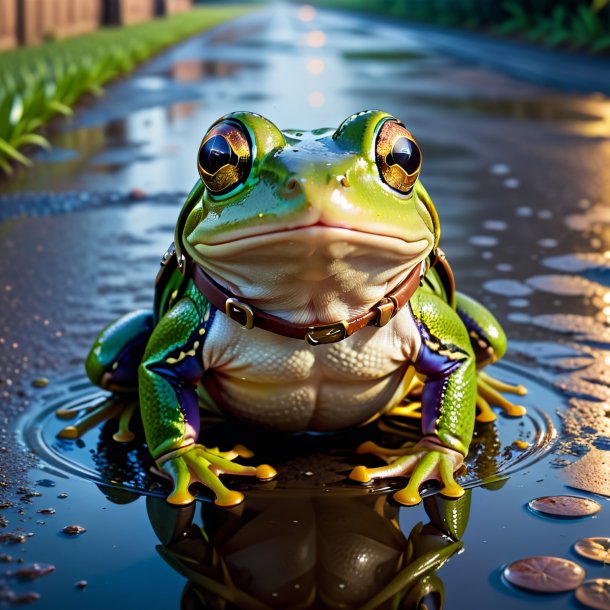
[186,224,432,261]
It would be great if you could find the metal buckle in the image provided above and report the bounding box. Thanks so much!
[225,298,254,329]
[374,298,397,327]
[305,320,349,346]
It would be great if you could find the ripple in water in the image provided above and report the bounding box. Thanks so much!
[21,364,558,502]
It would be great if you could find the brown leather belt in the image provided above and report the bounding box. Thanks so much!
[190,259,427,346]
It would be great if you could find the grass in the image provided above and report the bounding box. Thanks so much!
[308,0,610,55]
[0,5,256,176]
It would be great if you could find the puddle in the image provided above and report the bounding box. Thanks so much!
[22,362,557,502]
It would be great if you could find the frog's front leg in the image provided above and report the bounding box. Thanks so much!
[350,293,477,506]
[139,296,276,508]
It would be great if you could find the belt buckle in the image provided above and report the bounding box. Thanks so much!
[226,298,254,329]
[374,298,397,327]
[305,321,349,346]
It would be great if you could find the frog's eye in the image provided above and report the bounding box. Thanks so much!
[197,120,252,195]
[375,120,422,195]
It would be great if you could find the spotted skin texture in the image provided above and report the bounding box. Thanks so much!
[139,285,211,458]
[410,291,477,456]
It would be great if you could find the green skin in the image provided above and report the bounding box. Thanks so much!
[86,110,510,508]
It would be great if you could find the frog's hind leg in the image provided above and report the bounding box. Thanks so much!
[57,310,154,440]
[85,309,154,393]
[455,293,527,422]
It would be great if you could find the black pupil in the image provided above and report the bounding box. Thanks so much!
[199,135,235,174]
[388,137,420,175]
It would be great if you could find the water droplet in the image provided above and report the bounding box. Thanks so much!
[484,279,532,297]
[508,298,529,308]
[503,556,585,592]
[9,562,55,581]
[36,508,55,515]
[503,178,520,189]
[574,537,610,563]
[469,235,498,247]
[75,580,88,590]
[0,533,27,544]
[483,220,508,231]
[62,525,86,535]
[575,578,610,610]
[528,495,601,517]
[489,163,510,175]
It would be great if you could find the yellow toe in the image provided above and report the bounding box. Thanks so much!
[349,465,371,483]
[440,482,466,499]
[476,411,496,423]
[256,464,277,481]
[113,430,135,443]
[356,441,377,455]
[393,487,422,506]
[214,490,245,508]
[166,489,196,506]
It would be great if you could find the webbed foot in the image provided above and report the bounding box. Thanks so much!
[350,438,464,506]
[475,370,527,423]
[155,444,277,508]
[56,396,138,442]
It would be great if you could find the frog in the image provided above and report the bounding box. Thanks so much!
[81,110,527,508]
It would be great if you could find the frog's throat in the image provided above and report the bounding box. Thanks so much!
[190,257,427,346]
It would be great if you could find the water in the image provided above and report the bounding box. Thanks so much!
[1,2,609,609]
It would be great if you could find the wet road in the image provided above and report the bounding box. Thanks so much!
[1,3,609,609]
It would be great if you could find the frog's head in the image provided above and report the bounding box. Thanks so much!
[177,110,439,324]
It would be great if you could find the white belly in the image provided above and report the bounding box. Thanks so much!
[201,306,421,432]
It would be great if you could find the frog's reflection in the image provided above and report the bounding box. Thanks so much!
[145,490,470,610]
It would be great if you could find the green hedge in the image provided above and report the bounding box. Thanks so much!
[310,0,610,53]
[0,5,254,175]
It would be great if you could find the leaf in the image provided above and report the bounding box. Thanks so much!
[11,133,51,151]
[47,100,73,117]
[0,155,14,176]
[0,138,33,167]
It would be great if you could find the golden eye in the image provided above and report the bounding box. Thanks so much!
[197,120,252,195]
[375,120,422,194]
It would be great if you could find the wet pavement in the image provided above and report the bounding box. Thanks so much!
[1,2,610,609]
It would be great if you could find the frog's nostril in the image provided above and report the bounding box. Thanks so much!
[280,176,303,200]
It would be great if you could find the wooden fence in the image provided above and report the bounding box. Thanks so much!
[0,0,194,48]
[0,0,18,50]
[18,0,102,46]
